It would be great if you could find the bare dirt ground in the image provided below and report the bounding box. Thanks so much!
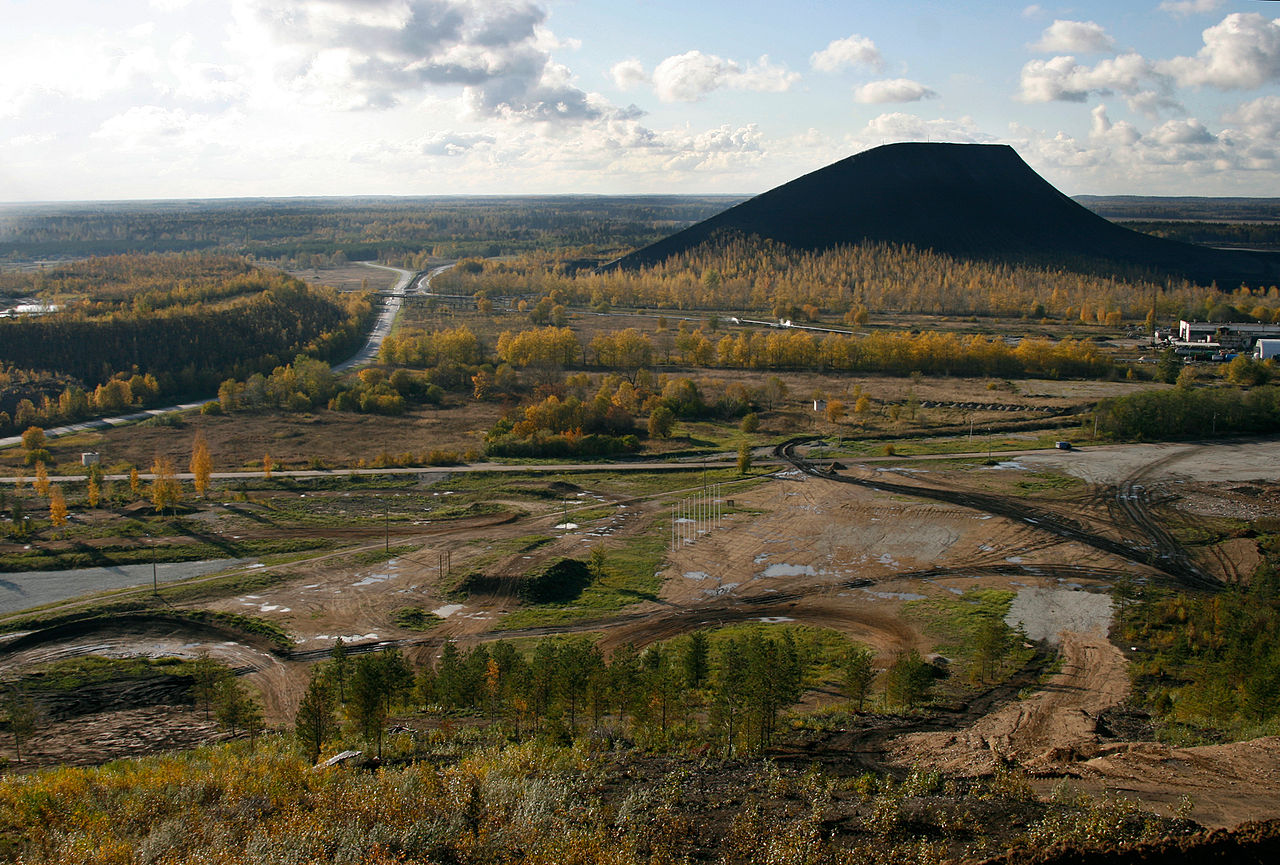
[0,706,227,771]
[4,437,1280,828]
[888,632,1130,775]
[1018,437,1280,487]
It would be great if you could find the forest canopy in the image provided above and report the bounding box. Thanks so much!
[0,254,373,431]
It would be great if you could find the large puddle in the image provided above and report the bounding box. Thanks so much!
[1005,586,1113,644]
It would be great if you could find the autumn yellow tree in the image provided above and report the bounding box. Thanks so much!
[263,453,273,479]
[190,432,213,498]
[49,486,67,529]
[825,399,846,424]
[150,457,182,515]
[87,476,100,508]
[33,462,50,499]
[129,467,141,498]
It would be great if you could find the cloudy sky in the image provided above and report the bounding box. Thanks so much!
[2,0,1279,201]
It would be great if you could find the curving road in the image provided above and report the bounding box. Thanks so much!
[0,262,421,450]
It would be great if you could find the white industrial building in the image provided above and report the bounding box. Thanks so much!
[1178,320,1280,351]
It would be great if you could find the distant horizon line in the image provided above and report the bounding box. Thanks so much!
[5,191,1280,209]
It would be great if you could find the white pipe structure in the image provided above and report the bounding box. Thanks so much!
[670,485,728,551]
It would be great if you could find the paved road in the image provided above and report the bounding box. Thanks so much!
[331,262,414,373]
[0,558,253,616]
[0,262,416,450]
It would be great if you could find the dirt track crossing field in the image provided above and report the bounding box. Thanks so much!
[3,438,1279,825]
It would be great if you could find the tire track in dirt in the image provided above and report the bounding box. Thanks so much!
[885,631,1130,775]
[776,439,1219,590]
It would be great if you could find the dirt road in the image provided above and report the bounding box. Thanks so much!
[888,631,1130,774]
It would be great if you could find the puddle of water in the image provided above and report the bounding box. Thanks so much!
[757,616,795,623]
[1006,556,1024,564]
[762,563,817,578]
[683,571,711,581]
[351,573,393,587]
[703,583,739,596]
[861,589,927,601]
[1006,586,1113,644]
[554,522,579,530]
[433,604,464,618]
[313,633,380,643]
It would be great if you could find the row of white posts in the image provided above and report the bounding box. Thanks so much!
[670,483,724,551]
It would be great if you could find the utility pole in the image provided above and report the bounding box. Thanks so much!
[384,505,389,553]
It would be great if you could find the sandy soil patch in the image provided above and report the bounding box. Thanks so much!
[1066,737,1280,828]
[887,631,1130,775]
[1017,438,1280,486]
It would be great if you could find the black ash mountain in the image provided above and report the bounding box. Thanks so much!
[609,142,1280,288]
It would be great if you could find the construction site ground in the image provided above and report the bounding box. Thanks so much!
[2,438,1279,829]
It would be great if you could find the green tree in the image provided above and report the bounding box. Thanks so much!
[190,655,228,720]
[588,545,607,582]
[295,669,337,763]
[711,637,749,755]
[348,654,390,757]
[684,630,710,688]
[843,647,877,711]
[884,649,934,710]
[973,618,1012,683]
[648,404,675,438]
[1155,348,1181,384]
[375,647,415,714]
[214,678,265,747]
[737,440,752,475]
[3,687,37,763]
[330,638,349,704]
[608,643,641,732]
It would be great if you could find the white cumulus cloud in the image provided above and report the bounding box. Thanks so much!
[230,0,616,122]
[610,59,648,90]
[1223,94,1280,139]
[1017,53,1155,102]
[1030,20,1115,54]
[1157,12,1280,90]
[862,112,991,144]
[651,50,797,102]
[1089,104,1141,146]
[810,34,882,72]
[853,79,937,104]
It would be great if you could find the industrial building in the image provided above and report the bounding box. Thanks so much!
[1177,320,1280,351]
[1158,320,1280,361]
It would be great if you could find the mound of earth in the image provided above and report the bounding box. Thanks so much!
[608,142,1280,287]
